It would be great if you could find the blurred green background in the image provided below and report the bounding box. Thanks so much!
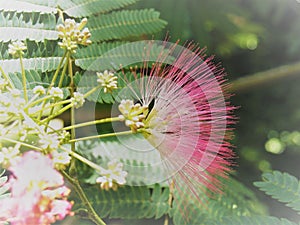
[130,0,300,222]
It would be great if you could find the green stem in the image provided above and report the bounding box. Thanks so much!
[44,52,70,129]
[163,181,174,225]
[0,137,41,151]
[67,150,108,174]
[45,99,72,109]
[58,52,70,88]
[229,61,300,93]
[38,52,68,120]
[63,117,120,131]
[66,54,78,179]
[50,51,68,88]
[41,104,72,123]
[0,66,14,88]
[28,98,70,114]
[68,56,76,153]
[19,55,28,103]
[68,130,134,143]
[61,170,106,225]
[83,85,101,98]
[27,95,53,107]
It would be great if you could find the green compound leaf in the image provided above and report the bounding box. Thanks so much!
[0,0,57,14]
[59,0,139,18]
[74,41,173,71]
[75,70,141,103]
[0,57,62,73]
[0,169,9,200]
[88,9,167,42]
[73,184,170,220]
[8,69,44,89]
[0,40,62,60]
[74,42,127,71]
[1,40,170,74]
[76,136,267,224]
[172,177,266,225]
[0,11,58,42]
[254,170,300,213]
[0,41,62,74]
[209,216,297,225]
[4,69,70,98]
[76,134,167,186]
[13,0,58,7]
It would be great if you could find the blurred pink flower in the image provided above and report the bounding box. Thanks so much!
[118,42,234,212]
[0,151,73,225]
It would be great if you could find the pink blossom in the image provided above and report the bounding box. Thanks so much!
[116,42,234,214]
[0,151,73,225]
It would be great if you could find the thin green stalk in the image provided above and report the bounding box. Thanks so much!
[67,150,108,174]
[61,170,106,225]
[58,52,70,88]
[0,137,41,151]
[38,51,68,120]
[69,130,134,143]
[27,95,53,108]
[45,99,72,109]
[44,52,70,129]
[0,66,14,88]
[27,98,71,114]
[50,51,68,88]
[19,55,28,103]
[83,85,101,98]
[164,181,174,225]
[63,117,120,131]
[229,61,300,93]
[41,104,72,123]
[66,54,78,179]
[68,56,76,153]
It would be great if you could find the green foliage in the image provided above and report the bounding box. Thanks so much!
[76,137,268,224]
[0,57,62,73]
[59,0,139,17]
[254,171,300,213]
[210,216,298,225]
[133,0,263,55]
[265,130,300,154]
[0,11,58,41]
[0,40,62,60]
[8,69,43,89]
[74,41,172,72]
[88,9,167,42]
[73,184,170,220]
[73,42,126,70]
[76,135,166,186]
[172,177,266,225]
[0,0,167,104]
[0,0,56,13]
[0,170,9,200]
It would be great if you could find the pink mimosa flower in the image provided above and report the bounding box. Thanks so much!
[0,151,73,225]
[116,41,234,219]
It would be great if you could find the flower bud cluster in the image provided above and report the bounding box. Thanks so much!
[57,18,92,53]
[71,92,85,108]
[97,70,118,93]
[118,99,148,132]
[96,160,127,191]
[8,40,27,58]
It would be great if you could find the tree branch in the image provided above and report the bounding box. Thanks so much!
[229,61,300,93]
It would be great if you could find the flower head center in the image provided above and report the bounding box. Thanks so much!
[118,99,148,132]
